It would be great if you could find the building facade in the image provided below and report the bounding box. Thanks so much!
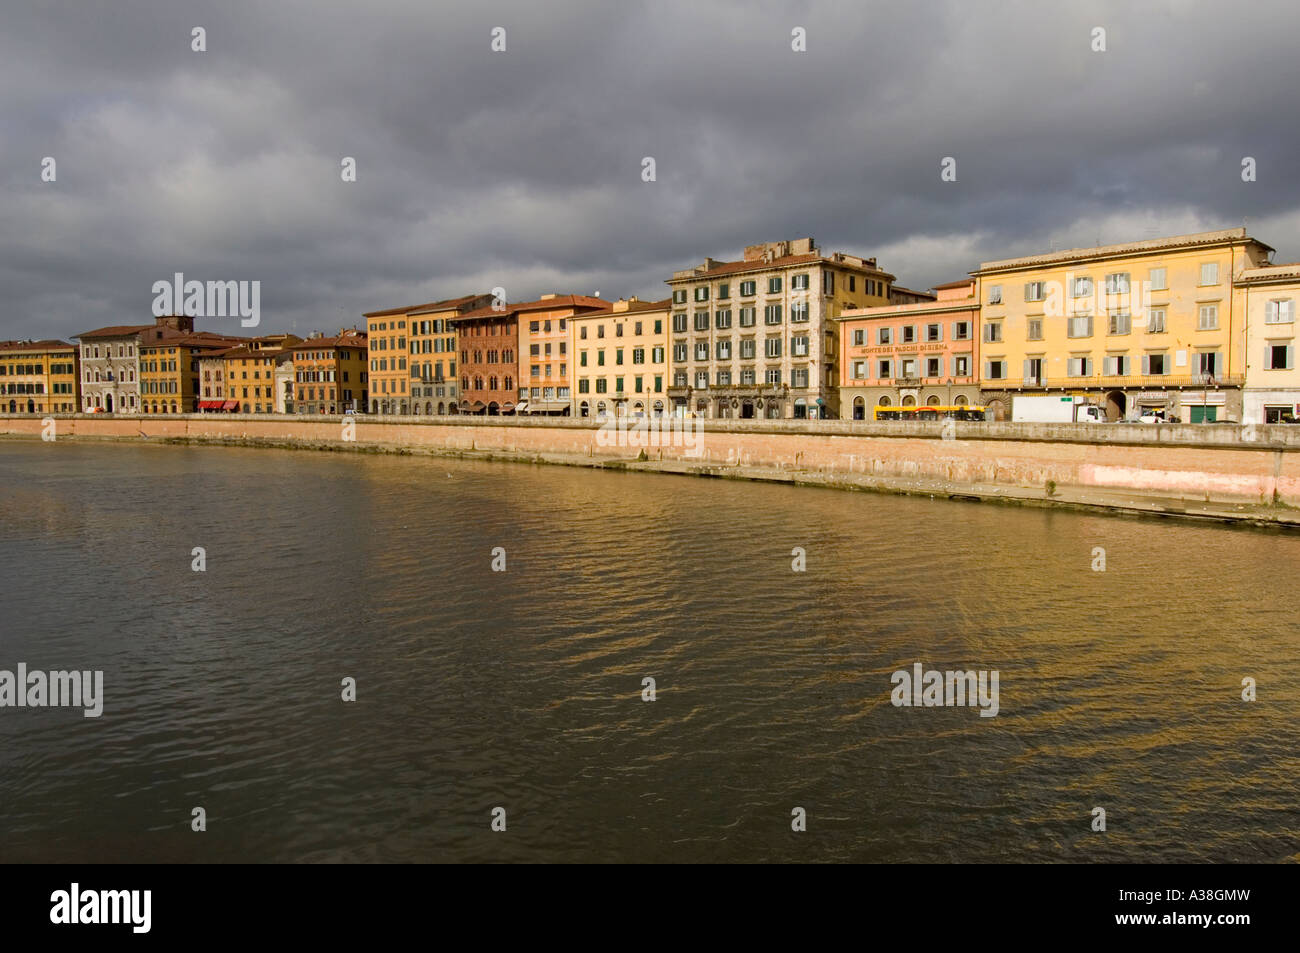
[1238,263,1300,424]
[974,228,1273,422]
[140,332,246,414]
[75,315,195,413]
[666,238,895,419]
[516,294,606,415]
[0,340,79,414]
[292,330,368,414]
[453,305,518,414]
[570,298,671,418]
[839,279,981,418]
[407,293,493,415]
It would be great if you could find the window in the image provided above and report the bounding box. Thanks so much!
[1147,308,1166,333]
[672,289,687,304]
[767,277,782,294]
[765,338,781,358]
[652,346,664,363]
[615,349,624,366]
[984,323,1003,343]
[1104,273,1130,295]
[596,378,607,393]
[764,305,782,325]
[692,286,709,303]
[988,285,1003,304]
[1197,351,1220,378]
[1067,356,1093,377]
[739,280,756,297]
[673,312,687,332]
[925,356,942,378]
[791,335,809,357]
[953,320,971,340]
[1200,262,1219,286]
[901,325,916,343]
[1266,343,1294,370]
[1071,276,1093,297]
[672,343,687,362]
[1266,299,1296,324]
[1148,267,1167,291]
[1108,312,1131,335]
[790,301,809,322]
[717,284,730,300]
[878,327,892,345]
[716,340,731,360]
[597,351,605,366]
[852,360,868,379]
[715,310,732,329]
[633,348,645,364]
[953,355,970,377]
[1023,282,1045,302]
[739,339,756,359]
[716,371,730,386]
[1143,353,1167,375]
[792,274,809,291]
[1026,318,1043,341]
[791,368,809,388]
[689,311,707,331]
[822,271,835,295]
[740,370,755,385]
[1022,357,1044,384]
[924,323,942,343]
[1198,304,1219,330]
[985,359,1006,379]
[694,342,708,361]
[1067,315,1093,338]
[739,307,756,327]
[1103,355,1130,376]
[765,368,781,385]
[878,359,892,379]
[853,329,865,346]
[695,371,709,388]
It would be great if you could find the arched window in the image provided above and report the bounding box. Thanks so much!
[879,395,892,406]
[504,376,513,391]
[902,395,916,406]
[927,395,941,406]
[954,395,969,406]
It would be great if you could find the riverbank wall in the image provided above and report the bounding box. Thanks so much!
[5,413,1300,526]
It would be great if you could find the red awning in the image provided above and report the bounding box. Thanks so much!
[198,400,224,410]
[222,400,240,411]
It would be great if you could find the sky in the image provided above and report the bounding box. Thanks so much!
[3,0,1298,342]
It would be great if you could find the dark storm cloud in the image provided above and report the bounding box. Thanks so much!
[2,0,1298,339]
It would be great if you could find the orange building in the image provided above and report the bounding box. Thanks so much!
[516,294,607,414]
[839,279,981,418]
[140,332,246,414]
[291,329,368,414]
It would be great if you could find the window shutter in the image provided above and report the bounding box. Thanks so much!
[1289,345,1295,370]
[1286,300,1296,323]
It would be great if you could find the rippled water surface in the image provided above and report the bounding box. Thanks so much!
[1,440,1298,862]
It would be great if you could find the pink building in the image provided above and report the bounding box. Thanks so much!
[839,279,981,419]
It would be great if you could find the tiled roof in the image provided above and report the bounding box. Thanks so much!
[974,227,1274,273]
[574,297,673,317]
[291,333,367,350]
[366,293,492,319]
[74,324,156,339]
[1237,263,1300,284]
[0,339,76,353]
[840,297,980,321]
[513,294,609,312]
[668,253,894,282]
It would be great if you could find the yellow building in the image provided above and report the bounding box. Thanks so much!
[407,293,494,415]
[570,298,671,417]
[516,294,607,415]
[973,227,1273,421]
[666,238,895,419]
[1238,263,1300,424]
[0,340,79,413]
[140,333,245,414]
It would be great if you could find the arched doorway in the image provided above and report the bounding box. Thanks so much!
[1105,390,1126,421]
[105,394,113,413]
[487,401,500,416]
[985,398,1007,421]
[765,401,781,419]
[741,399,755,419]
[853,397,865,420]
[7,400,14,413]
[26,399,35,413]
[653,400,664,417]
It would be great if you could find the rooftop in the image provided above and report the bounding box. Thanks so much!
[974,227,1275,273]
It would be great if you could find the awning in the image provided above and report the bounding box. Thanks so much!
[515,401,529,412]
[197,401,222,410]
[525,400,568,413]
[222,400,240,411]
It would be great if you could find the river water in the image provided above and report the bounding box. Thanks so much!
[0,440,1297,862]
